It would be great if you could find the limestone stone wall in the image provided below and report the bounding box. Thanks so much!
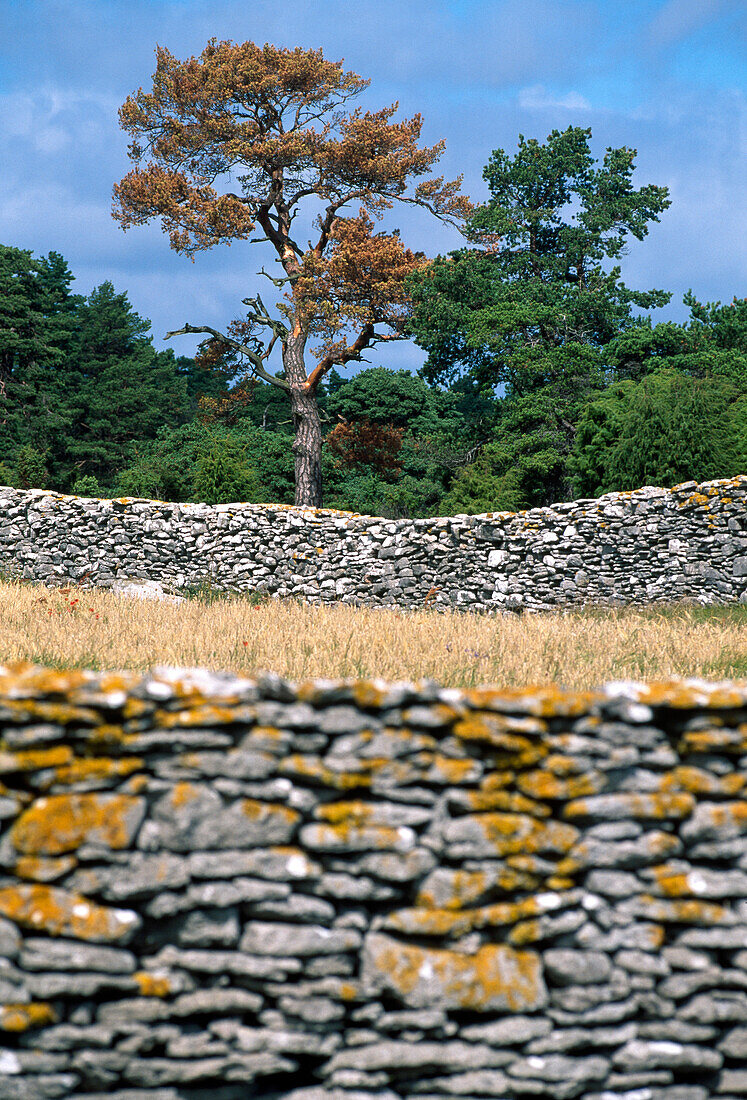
[0,665,746,1098]
[1,475,746,610]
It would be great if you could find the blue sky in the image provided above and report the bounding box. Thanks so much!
[0,0,744,374]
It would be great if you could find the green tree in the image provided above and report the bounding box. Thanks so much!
[570,371,740,496]
[407,127,671,508]
[192,433,263,504]
[0,245,75,471]
[606,293,747,387]
[63,281,189,486]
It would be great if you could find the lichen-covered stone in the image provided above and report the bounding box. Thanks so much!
[362,931,548,1012]
[0,884,140,943]
[10,793,145,855]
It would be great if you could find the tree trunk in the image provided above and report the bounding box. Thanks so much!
[284,333,323,507]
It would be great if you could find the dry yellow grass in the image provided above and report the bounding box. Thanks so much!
[0,580,745,690]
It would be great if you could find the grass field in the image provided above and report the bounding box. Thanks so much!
[0,579,745,689]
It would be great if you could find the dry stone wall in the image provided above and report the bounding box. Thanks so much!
[1,475,747,610]
[0,665,746,1098]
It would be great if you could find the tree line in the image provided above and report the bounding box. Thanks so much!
[1,40,745,514]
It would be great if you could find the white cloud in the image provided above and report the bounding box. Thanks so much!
[647,0,729,48]
[518,85,592,111]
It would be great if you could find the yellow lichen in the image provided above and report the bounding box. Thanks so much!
[10,792,145,856]
[0,1003,56,1032]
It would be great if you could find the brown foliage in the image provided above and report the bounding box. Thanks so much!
[112,39,471,386]
[326,418,404,475]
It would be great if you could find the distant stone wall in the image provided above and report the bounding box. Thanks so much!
[1,475,746,610]
[0,665,746,1097]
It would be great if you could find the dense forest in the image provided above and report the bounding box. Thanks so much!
[1,126,745,517]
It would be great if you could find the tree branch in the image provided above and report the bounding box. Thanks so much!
[305,322,402,391]
[164,323,291,391]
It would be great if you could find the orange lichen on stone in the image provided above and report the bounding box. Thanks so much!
[50,756,143,787]
[462,789,550,816]
[0,699,99,726]
[634,680,747,710]
[316,801,401,826]
[631,894,732,926]
[301,822,413,852]
[562,792,696,822]
[420,753,481,785]
[679,727,747,755]
[241,799,300,827]
[452,717,542,759]
[518,769,606,801]
[10,792,146,855]
[416,869,490,910]
[280,754,371,790]
[88,724,127,746]
[169,782,203,809]
[479,771,516,791]
[463,685,601,719]
[0,884,139,942]
[0,746,73,774]
[13,855,77,883]
[541,753,593,777]
[383,893,573,937]
[657,765,745,796]
[464,813,580,857]
[0,1003,57,1032]
[134,972,172,998]
[154,704,248,728]
[363,932,547,1012]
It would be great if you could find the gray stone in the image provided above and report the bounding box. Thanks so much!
[681,992,747,1023]
[613,1039,723,1072]
[187,847,321,881]
[240,921,362,957]
[0,916,20,959]
[719,1026,747,1059]
[0,1075,80,1099]
[20,939,137,973]
[506,1054,610,1096]
[461,1016,553,1045]
[544,949,612,985]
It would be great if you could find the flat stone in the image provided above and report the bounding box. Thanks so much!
[441,813,579,858]
[300,822,416,853]
[10,793,145,855]
[0,884,140,943]
[240,921,362,957]
[544,949,612,986]
[362,931,547,1012]
[461,1016,553,1045]
[357,848,437,882]
[507,1054,610,1097]
[563,792,695,822]
[187,846,321,881]
[613,1039,723,1072]
[64,853,190,901]
[22,939,136,973]
[682,802,747,844]
[149,786,300,850]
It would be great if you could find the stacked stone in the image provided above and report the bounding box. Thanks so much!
[1,476,746,611]
[0,666,745,1097]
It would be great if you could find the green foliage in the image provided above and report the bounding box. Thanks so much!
[192,434,263,504]
[440,389,577,514]
[62,281,190,486]
[14,445,49,490]
[606,293,747,387]
[408,126,671,396]
[71,475,102,497]
[570,370,741,496]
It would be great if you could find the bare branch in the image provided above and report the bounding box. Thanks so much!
[164,323,291,391]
